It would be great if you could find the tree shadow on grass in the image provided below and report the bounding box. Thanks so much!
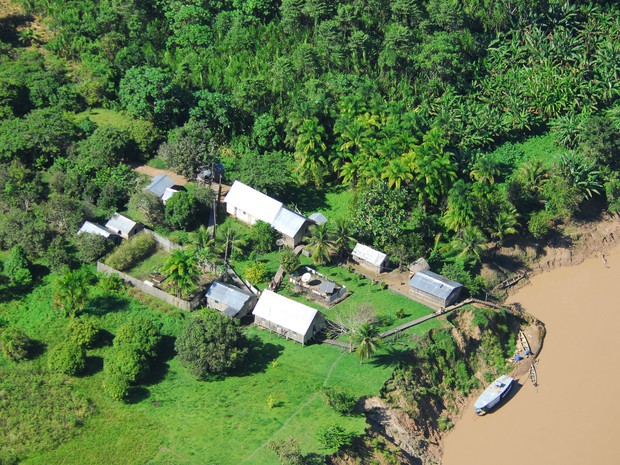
[231,336,285,377]
[286,184,328,214]
[81,356,104,376]
[370,345,412,369]
[28,339,46,360]
[142,335,176,387]
[93,329,115,348]
[126,386,150,404]
[84,294,131,316]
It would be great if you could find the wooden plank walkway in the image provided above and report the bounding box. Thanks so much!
[379,298,477,339]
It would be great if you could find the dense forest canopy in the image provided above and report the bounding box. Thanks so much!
[0,0,619,280]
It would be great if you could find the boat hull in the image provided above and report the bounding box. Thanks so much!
[474,375,513,415]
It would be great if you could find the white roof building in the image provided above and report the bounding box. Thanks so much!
[224,180,310,246]
[351,243,387,272]
[161,187,180,205]
[252,290,325,344]
[78,221,117,239]
[144,175,176,198]
[105,213,141,240]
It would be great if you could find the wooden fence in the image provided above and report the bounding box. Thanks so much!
[97,262,202,310]
[138,228,183,252]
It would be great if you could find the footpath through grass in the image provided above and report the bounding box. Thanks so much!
[1,275,394,465]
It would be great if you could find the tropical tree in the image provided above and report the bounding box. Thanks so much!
[381,157,413,189]
[175,310,248,379]
[53,268,91,317]
[4,245,32,286]
[443,180,477,233]
[558,152,603,201]
[331,218,355,259]
[327,304,377,353]
[449,226,487,265]
[161,249,200,298]
[490,208,518,243]
[353,323,381,364]
[293,117,329,187]
[306,223,335,265]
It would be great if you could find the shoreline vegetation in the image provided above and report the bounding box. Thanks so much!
[1,0,620,464]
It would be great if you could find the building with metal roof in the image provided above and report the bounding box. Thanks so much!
[224,180,310,247]
[351,243,388,274]
[77,221,119,241]
[161,187,180,205]
[309,212,328,225]
[105,213,141,240]
[408,270,463,309]
[205,281,257,319]
[144,175,176,198]
[252,290,325,345]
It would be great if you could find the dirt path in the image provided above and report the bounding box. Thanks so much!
[442,242,620,465]
[133,165,189,186]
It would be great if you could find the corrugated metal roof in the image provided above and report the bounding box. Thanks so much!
[224,180,282,224]
[161,187,179,204]
[78,221,116,238]
[309,212,328,225]
[105,213,138,235]
[352,243,387,267]
[319,280,336,294]
[206,282,253,313]
[144,175,175,198]
[252,290,319,336]
[408,270,463,300]
[272,207,307,238]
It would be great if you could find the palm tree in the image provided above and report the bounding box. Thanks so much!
[332,218,355,259]
[381,157,413,189]
[161,249,200,298]
[306,224,335,265]
[54,269,90,317]
[519,160,548,194]
[491,209,518,243]
[354,323,380,364]
[442,180,477,233]
[450,226,487,264]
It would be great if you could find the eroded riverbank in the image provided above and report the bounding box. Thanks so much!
[442,243,620,465]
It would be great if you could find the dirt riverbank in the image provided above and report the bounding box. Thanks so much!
[442,237,620,465]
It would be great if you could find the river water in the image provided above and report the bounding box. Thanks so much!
[442,246,620,464]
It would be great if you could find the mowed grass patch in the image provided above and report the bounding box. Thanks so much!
[126,249,171,279]
[76,108,135,128]
[22,324,390,465]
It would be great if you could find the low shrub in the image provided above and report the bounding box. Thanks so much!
[48,341,86,376]
[105,233,156,271]
[67,318,99,349]
[0,327,31,362]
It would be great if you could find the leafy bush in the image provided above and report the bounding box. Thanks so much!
[528,210,552,239]
[316,424,354,451]
[4,245,32,286]
[323,387,357,415]
[103,345,147,385]
[165,190,198,230]
[267,437,303,465]
[47,341,86,376]
[97,273,124,292]
[105,233,156,271]
[244,262,268,284]
[113,318,161,358]
[102,373,132,402]
[176,310,248,379]
[75,232,113,263]
[0,327,31,362]
[129,190,165,225]
[280,248,300,274]
[67,318,99,349]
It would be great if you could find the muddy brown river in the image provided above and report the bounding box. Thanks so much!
[442,246,620,464]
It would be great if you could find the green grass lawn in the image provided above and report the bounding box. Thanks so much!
[1,273,398,465]
[231,251,434,334]
[75,108,135,128]
[126,250,171,279]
